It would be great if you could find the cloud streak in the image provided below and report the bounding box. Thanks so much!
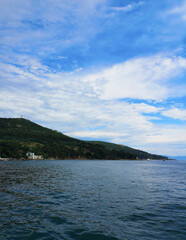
[111,2,144,12]
[162,108,186,120]
[167,1,186,21]
[0,0,107,55]
[83,54,186,101]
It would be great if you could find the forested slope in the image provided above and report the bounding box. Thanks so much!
[0,118,168,160]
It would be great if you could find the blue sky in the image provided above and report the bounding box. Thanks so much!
[0,0,186,156]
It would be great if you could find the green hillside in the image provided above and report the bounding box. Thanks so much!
[0,118,168,160]
[86,141,164,160]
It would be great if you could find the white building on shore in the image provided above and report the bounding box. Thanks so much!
[26,152,43,160]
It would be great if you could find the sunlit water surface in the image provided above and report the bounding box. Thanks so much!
[0,160,185,240]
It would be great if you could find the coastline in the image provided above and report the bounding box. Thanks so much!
[1,158,172,161]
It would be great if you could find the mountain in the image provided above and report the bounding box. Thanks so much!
[167,156,186,160]
[0,118,168,160]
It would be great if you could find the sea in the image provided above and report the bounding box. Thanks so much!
[0,160,185,240]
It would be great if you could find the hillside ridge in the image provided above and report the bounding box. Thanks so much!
[0,118,168,160]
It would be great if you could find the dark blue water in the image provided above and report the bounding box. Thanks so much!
[0,160,185,240]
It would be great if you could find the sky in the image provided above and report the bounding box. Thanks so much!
[0,0,186,156]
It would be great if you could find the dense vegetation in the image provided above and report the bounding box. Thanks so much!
[0,118,168,160]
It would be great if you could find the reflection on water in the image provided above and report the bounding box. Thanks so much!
[0,160,186,240]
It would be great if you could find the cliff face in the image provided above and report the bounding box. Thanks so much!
[0,118,168,160]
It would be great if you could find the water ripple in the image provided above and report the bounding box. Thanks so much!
[0,160,186,240]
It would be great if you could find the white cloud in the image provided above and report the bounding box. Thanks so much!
[0,0,106,26]
[0,0,107,51]
[167,2,186,21]
[144,126,186,144]
[162,108,186,120]
[111,2,144,12]
[83,54,186,101]
[0,55,157,134]
[68,131,129,139]
[1,53,186,155]
[131,103,161,113]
